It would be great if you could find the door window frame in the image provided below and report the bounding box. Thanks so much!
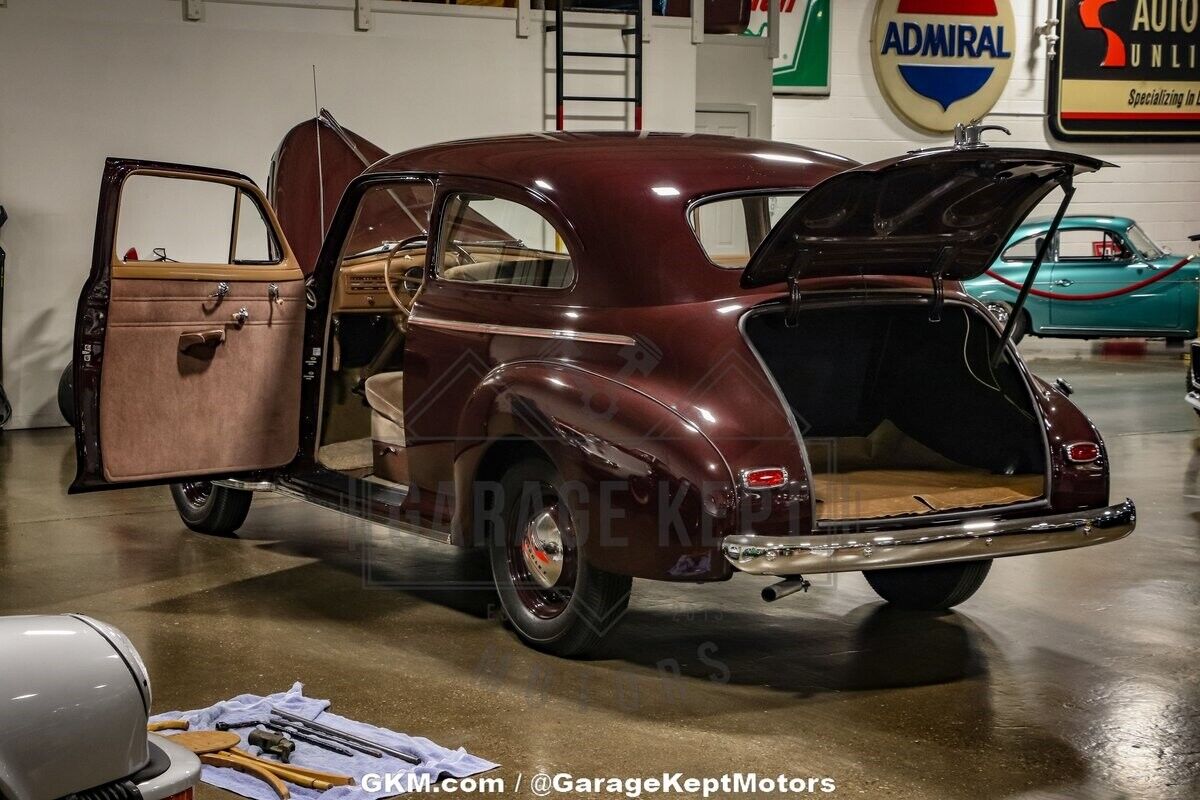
[112,169,297,279]
[427,176,580,296]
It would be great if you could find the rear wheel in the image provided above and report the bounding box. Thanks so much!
[57,363,75,426]
[863,559,992,610]
[488,457,631,657]
[169,481,252,536]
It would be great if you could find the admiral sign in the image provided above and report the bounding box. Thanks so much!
[871,0,1016,133]
[1050,0,1200,141]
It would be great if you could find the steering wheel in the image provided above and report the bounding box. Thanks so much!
[383,236,430,320]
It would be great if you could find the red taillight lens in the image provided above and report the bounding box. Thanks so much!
[1064,442,1101,463]
[740,467,788,490]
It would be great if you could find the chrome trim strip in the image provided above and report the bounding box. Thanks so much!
[408,312,636,346]
[213,478,276,492]
[722,499,1135,575]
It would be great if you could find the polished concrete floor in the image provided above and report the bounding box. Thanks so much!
[2,341,1197,799]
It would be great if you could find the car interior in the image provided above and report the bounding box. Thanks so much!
[316,184,573,486]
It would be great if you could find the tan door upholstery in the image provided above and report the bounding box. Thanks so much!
[363,372,405,447]
[99,277,305,482]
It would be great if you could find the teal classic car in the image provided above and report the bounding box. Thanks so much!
[963,216,1198,343]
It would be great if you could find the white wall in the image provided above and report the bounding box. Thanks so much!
[696,37,773,139]
[774,0,1200,256]
[0,0,697,429]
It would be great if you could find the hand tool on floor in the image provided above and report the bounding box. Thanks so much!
[217,719,357,757]
[164,729,354,798]
[147,719,190,732]
[248,728,295,763]
[228,749,355,787]
[271,706,421,765]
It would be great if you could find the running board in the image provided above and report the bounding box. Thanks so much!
[215,473,452,545]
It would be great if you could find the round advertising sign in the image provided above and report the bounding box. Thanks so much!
[871,0,1016,133]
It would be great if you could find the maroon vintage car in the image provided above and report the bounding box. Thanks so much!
[71,126,1136,656]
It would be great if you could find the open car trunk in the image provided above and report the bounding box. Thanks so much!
[745,303,1047,523]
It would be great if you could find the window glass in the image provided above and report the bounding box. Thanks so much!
[342,181,436,260]
[116,174,280,265]
[1002,235,1043,262]
[438,194,574,289]
[233,190,278,263]
[1057,229,1129,262]
[690,193,805,268]
[1126,224,1166,259]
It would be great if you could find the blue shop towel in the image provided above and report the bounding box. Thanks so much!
[151,683,497,800]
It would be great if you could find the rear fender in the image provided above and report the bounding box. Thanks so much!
[1031,376,1109,511]
[454,362,736,581]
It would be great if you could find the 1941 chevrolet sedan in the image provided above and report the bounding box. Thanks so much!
[71,130,1136,656]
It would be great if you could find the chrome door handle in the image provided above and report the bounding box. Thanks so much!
[231,307,249,326]
[1053,279,1073,287]
[211,281,230,300]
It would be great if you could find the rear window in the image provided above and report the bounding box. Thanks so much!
[689,192,805,269]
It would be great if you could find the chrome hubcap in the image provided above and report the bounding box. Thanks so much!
[180,481,212,507]
[521,509,565,589]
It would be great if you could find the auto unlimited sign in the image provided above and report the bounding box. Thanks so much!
[1050,0,1200,141]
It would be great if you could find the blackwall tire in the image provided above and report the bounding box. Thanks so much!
[488,457,632,657]
[169,481,252,536]
[58,363,75,427]
[863,559,992,610]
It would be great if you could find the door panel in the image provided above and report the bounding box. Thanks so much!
[99,278,304,482]
[72,159,306,491]
[1048,229,1180,330]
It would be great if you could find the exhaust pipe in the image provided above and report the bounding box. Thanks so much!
[762,576,811,602]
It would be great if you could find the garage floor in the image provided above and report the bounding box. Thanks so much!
[2,341,1197,799]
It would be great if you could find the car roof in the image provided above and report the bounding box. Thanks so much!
[368,132,857,197]
[1011,214,1138,240]
[367,133,857,305]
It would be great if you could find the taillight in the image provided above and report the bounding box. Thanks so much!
[740,467,788,490]
[1064,442,1101,463]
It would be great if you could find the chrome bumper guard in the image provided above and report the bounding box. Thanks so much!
[722,499,1136,575]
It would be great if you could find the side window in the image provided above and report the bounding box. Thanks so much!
[115,174,280,265]
[341,180,436,260]
[1057,229,1129,262]
[1001,235,1042,262]
[437,193,574,289]
[690,193,805,269]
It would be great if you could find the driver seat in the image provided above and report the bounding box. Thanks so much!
[364,371,405,447]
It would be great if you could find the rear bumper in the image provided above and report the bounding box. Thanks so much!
[722,499,1135,575]
[136,734,200,800]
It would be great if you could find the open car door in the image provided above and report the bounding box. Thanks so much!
[71,159,306,492]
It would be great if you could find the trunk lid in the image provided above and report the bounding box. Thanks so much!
[741,147,1112,289]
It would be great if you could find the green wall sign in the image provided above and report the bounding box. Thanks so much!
[746,0,831,96]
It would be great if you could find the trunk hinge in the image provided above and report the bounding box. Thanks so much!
[991,173,1076,367]
[785,249,813,328]
[928,246,953,323]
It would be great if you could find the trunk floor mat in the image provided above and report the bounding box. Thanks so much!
[813,469,1043,521]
